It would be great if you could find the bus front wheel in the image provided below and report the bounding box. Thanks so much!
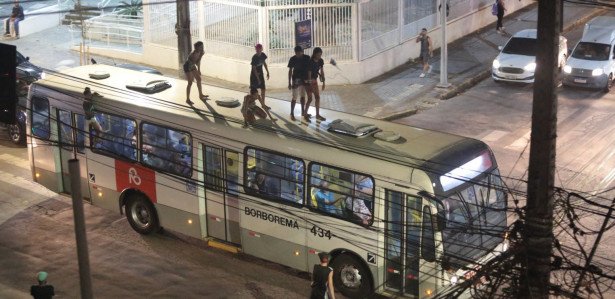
[331,254,373,299]
[125,194,160,235]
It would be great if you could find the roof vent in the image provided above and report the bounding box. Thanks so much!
[374,131,401,142]
[216,97,241,108]
[126,80,171,94]
[89,71,110,80]
[328,119,380,137]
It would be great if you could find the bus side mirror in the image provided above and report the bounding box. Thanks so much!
[421,206,437,263]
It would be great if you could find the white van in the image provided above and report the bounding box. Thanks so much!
[562,16,615,92]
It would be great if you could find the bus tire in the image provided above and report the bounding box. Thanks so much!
[331,254,373,299]
[125,194,160,235]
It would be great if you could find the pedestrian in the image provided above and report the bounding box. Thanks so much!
[496,0,507,34]
[306,47,326,121]
[30,271,55,299]
[416,28,433,78]
[184,41,208,105]
[4,0,25,39]
[287,46,311,122]
[310,252,336,299]
[250,43,271,110]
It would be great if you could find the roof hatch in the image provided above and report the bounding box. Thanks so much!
[126,80,171,94]
[328,119,380,137]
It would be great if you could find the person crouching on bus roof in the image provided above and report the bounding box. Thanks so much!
[241,88,276,128]
[184,41,208,105]
[83,87,104,134]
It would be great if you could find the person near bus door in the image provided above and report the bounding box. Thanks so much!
[311,252,336,299]
[496,0,507,34]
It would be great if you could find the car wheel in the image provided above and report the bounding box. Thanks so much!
[331,254,373,299]
[605,74,613,93]
[125,194,160,235]
[8,123,26,146]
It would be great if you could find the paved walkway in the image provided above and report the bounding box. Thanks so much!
[2,2,603,120]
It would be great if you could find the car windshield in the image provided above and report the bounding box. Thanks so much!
[502,37,537,56]
[16,51,27,65]
[441,169,507,269]
[571,42,611,61]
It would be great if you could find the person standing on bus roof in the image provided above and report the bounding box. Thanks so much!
[288,46,310,122]
[250,44,271,110]
[184,41,208,105]
[306,47,326,121]
[311,252,336,299]
[30,271,55,299]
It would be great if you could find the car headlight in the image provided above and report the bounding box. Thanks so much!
[40,72,46,80]
[450,275,459,285]
[524,62,536,72]
[563,65,572,74]
[592,68,604,76]
[492,59,500,69]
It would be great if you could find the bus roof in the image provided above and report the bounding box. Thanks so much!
[36,65,488,173]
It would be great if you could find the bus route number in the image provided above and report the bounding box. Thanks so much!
[310,225,332,240]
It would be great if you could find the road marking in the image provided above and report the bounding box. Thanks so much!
[505,131,531,150]
[0,170,56,198]
[482,130,509,142]
[0,153,29,170]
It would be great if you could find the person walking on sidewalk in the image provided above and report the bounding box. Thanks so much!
[306,47,326,121]
[250,43,271,110]
[184,41,208,105]
[30,271,55,299]
[311,252,336,299]
[4,0,25,39]
[416,28,432,78]
[496,0,507,34]
[287,46,310,122]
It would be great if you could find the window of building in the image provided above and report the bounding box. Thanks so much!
[244,147,304,204]
[309,163,374,225]
[91,112,137,161]
[31,97,50,140]
[141,123,192,177]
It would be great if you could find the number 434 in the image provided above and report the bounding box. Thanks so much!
[310,225,332,240]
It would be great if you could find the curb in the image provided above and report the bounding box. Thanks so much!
[381,7,605,121]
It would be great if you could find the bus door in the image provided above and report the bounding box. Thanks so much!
[202,144,241,244]
[57,110,91,200]
[384,190,438,298]
[30,96,59,192]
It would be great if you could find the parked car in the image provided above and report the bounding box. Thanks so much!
[492,29,568,83]
[7,51,42,146]
[562,16,615,92]
[16,50,44,80]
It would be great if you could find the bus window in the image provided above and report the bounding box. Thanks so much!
[225,151,240,196]
[91,112,137,162]
[443,194,469,229]
[141,123,192,177]
[244,148,304,204]
[309,163,374,225]
[204,146,223,192]
[58,110,73,150]
[74,114,86,154]
[31,97,50,140]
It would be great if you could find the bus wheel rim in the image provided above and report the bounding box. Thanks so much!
[340,264,362,289]
[131,203,150,228]
[9,125,20,143]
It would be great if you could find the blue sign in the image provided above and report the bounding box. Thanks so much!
[295,19,312,50]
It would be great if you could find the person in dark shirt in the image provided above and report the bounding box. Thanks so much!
[30,271,55,299]
[287,46,311,122]
[306,47,326,121]
[250,44,271,110]
[311,252,336,299]
[4,0,25,38]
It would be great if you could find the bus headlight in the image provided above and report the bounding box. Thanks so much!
[563,65,572,74]
[592,68,604,76]
[450,275,459,285]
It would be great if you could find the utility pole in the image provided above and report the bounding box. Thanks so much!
[437,0,451,88]
[176,0,192,79]
[522,0,561,298]
[69,159,93,299]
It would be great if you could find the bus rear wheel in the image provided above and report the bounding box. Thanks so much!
[125,194,160,235]
[331,254,373,299]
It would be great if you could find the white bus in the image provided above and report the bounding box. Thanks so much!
[27,65,508,298]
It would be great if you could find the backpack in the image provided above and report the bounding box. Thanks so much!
[491,1,498,16]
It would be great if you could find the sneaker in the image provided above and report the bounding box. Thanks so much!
[316,115,326,121]
[419,73,426,78]
[427,65,433,73]
[290,114,296,121]
[3,33,10,37]
[303,115,311,122]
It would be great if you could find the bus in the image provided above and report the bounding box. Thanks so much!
[27,65,508,298]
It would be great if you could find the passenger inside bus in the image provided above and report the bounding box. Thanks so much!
[250,173,280,197]
[345,175,373,225]
[314,181,342,215]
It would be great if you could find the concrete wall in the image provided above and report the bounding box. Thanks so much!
[94,0,535,88]
[12,5,63,37]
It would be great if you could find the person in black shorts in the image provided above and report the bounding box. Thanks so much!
[306,47,326,121]
[30,271,55,299]
[184,41,208,105]
[311,252,336,299]
[287,46,311,122]
[250,44,270,110]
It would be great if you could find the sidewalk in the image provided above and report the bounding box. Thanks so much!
[2,2,603,120]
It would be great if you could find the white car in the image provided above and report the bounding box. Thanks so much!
[492,29,568,83]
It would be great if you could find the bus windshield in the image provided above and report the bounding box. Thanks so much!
[441,169,507,268]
